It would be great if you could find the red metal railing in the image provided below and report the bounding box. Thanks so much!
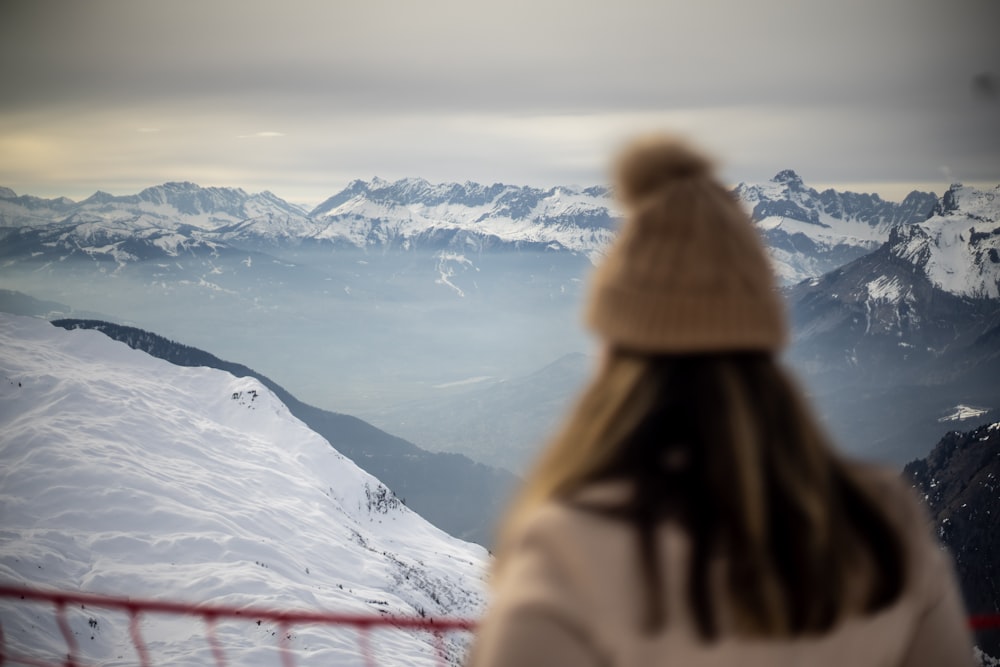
[1,584,998,666]
[0,585,475,667]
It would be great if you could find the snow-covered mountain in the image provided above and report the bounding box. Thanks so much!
[295,178,617,261]
[0,182,311,264]
[735,170,939,283]
[785,184,1000,367]
[0,182,305,229]
[0,313,487,665]
[780,185,1000,464]
[887,185,1000,299]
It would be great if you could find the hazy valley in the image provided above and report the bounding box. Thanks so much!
[6,173,997,470]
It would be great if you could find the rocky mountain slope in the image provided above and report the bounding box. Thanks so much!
[904,421,1000,657]
[786,183,1000,365]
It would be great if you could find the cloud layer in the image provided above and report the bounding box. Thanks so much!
[1,0,997,203]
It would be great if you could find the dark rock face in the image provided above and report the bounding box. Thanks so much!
[904,423,1000,656]
[786,245,1000,379]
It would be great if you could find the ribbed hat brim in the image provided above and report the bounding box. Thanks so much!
[586,283,787,353]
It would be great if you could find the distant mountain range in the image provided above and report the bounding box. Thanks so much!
[4,175,995,290]
[0,178,614,264]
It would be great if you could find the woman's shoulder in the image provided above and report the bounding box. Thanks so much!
[493,484,653,640]
[841,458,959,602]
[505,482,636,556]
[841,459,932,533]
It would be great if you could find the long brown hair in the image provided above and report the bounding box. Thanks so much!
[494,349,905,639]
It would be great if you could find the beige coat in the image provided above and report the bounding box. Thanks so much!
[468,465,974,667]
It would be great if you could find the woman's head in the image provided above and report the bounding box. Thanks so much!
[587,134,787,353]
[502,133,798,529]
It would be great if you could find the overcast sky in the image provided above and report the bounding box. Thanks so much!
[1,0,997,206]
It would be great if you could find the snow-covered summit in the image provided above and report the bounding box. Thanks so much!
[888,184,1000,298]
[0,313,487,665]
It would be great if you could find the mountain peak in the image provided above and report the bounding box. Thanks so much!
[82,190,116,204]
[940,183,998,219]
[771,169,805,189]
[159,181,202,190]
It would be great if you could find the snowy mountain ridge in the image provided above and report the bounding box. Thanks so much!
[303,178,616,261]
[0,313,487,665]
[2,176,997,292]
[736,170,940,283]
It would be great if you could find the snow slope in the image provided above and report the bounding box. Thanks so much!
[0,314,487,665]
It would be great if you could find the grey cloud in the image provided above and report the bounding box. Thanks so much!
[3,0,997,113]
[0,0,997,202]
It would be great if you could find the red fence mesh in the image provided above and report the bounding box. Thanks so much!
[0,585,476,667]
[2,584,998,666]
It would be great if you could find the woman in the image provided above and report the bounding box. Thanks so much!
[468,136,974,666]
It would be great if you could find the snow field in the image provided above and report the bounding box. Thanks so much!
[0,314,487,665]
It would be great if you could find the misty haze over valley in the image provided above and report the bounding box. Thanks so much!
[2,173,999,473]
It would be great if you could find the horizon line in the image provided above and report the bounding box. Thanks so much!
[4,177,998,209]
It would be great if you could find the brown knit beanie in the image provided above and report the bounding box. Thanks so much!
[586,134,787,352]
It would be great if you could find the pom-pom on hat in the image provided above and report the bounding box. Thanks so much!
[586,134,787,352]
